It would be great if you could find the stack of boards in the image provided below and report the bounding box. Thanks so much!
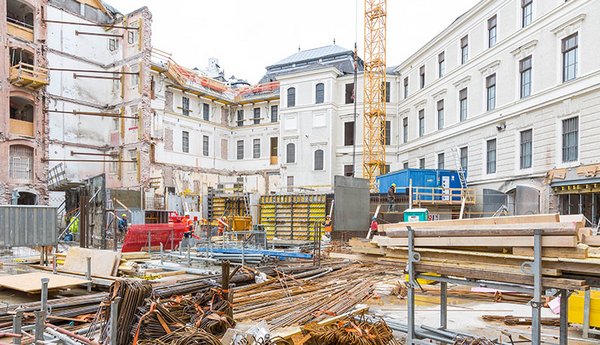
[348,214,600,290]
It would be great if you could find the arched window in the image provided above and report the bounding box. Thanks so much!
[286,143,295,163]
[314,149,324,170]
[9,145,33,181]
[315,83,324,104]
[287,87,296,107]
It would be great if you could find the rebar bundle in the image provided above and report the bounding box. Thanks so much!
[301,315,400,345]
[99,279,153,345]
[453,336,496,345]
[137,327,222,345]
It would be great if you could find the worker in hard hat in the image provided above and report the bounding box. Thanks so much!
[118,214,128,234]
[369,216,379,239]
[387,183,397,212]
[322,215,333,240]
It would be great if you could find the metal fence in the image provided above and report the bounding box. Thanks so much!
[0,206,58,247]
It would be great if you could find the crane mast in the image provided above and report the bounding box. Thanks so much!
[363,0,387,190]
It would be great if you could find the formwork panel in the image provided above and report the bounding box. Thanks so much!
[0,206,58,247]
[259,194,326,241]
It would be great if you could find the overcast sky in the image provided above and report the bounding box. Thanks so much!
[112,0,480,84]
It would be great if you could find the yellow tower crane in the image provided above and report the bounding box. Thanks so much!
[363,0,387,190]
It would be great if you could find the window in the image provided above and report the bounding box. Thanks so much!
[182,96,190,116]
[461,35,469,64]
[129,149,138,172]
[383,165,390,174]
[437,100,444,130]
[520,129,532,169]
[486,74,496,111]
[562,33,578,82]
[486,139,497,174]
[438,52,445,78]
[460,146,468,172]
[130,64,139,88]
[403,117,408,143]
[381,121,391,145]
[286,143,295,163]
[403,77,409,99]
[270,105,278,122]
[488,15,497,48]
[345,83,355,104]
[437,153,445,170]
[287,87,296,107]
[182,131,189,153]
[344,165,354,177]
[314,150,324,170]
[108,38,118,51]
[562,116,578,162]
[419,65,425,89]
[9,145,33,181]
[419,158,425,169]
[128,31,135,44]
[315,83,325,104]
[203,135,209,156]
[237,140,244,160]
[522,0,533,28]
[520,56,532,98]
[237,110,244,126]
[382,81,391,103]
[253,138,261,158]
[418,110,425,137]
[287,176,294,192]
[203,103,210,121]
[459,88,468,122]
[403,161,409,169]
[253,108,261,125]
[270,137,278,164]
[344,122,355,146]
[221,139,228,159]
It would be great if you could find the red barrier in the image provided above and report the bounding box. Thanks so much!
[121,223,187,252]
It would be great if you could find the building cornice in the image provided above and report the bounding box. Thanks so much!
[551,14,586,37]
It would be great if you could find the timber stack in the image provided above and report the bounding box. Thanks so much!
[348,213,600,290]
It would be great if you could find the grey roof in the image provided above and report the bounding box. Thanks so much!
[268,45,353,69]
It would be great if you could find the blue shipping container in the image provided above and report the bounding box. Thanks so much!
[376,169,464,202]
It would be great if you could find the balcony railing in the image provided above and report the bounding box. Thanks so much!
[9,62,49,90]
[411,187,476,206]
[7,18,34,41]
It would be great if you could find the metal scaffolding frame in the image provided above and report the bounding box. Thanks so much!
[404,226,575,345]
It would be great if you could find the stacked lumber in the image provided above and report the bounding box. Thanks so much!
[349,214,600,290]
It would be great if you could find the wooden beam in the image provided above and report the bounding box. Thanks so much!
[380,214,560,232]
[372,235,578,248]
[385,222,578,238]
[512,244,589,259]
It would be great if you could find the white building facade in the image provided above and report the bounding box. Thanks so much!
[394,0,600,218]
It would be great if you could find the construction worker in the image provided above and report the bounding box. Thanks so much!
[322,215,333,240]
[369,216,379,239]
[118,214,128,234]
[387,183,397,212]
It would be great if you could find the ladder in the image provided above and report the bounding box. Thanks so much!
[451,147,468,189]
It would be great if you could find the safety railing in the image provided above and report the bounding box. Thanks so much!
[9,62,49,89]
[411,187,476,205]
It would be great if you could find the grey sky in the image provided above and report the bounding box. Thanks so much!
[112,0,480,84]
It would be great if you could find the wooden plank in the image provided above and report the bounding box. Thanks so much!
[414,263,586,290]
[512,244,589,259]
[62,247,121,277]
[0,272,90,293]
[385,222,578,238]
[380,214,560,232]
[583,235,600,247]
[373,235,578,248]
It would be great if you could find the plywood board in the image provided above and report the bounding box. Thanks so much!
[372,235,577,248]
[380,214,560,232]
[0,272,89,293]
[63,247,121,277]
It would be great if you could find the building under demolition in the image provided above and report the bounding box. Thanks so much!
[1,0,599,227]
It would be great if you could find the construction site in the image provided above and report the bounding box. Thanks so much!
[1,0,600,344]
